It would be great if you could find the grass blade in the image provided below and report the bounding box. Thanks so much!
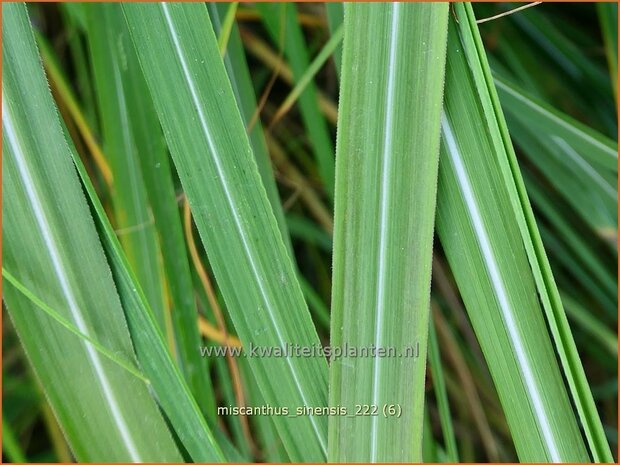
[122,3,328,460]
[35,33,112,188]
[597,3,618,101]
[512,7,614,107]
[85,6,168,334]
[256,3,335,199]
[207,2,290,248]
[325,3,344,79]
[561,293,618,358]
[524,177,617,311]
[495,75,617,171]
[428,315,458,462]
[437,4,610,461]
[270,24,343,126]
[69,139,226,462]
[3,269,149,384]
[2,4,181,460]
[82,2,217,419]
[496,76,617,240]
[329,3,449,461]
[217,2,239,56]
[2,414,27,463]
[207,5,333,339]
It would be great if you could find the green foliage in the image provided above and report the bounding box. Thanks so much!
[2,2,616,463]
[329,3,449,461]
[3,4,181,460]
[122,3,328,460]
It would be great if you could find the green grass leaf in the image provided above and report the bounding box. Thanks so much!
[256,3,335,200]
[496,76,617,239]
[524,178,617,317]
[437,4,610,461]
[82,2,217,420]
[329,3,449,461]
[325,3,344,79]
[2,4,181,461]
[4,3,614,462]
[2,413,27,463]
[69,135,227,462]
[428,316,458,462]
[206,2,290,249]
[217,2,239,56]
[3,269,149,384]
[510,5,616,136]
[85,5,168,335]
[270,24,343,126]
[122,3,328,461]
[597,3,618,100]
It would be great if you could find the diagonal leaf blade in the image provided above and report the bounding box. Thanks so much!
[2,4,181,461]
[85,5,168,334]
[206,2,290,249]
[495,75,617,240]
[437,4,610,461]
[122,3,328,461]
[82,2,217,420]
[69,135,227,463]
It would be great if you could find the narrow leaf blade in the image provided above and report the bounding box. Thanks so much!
[122,3,328,461]
[329,3,449,461]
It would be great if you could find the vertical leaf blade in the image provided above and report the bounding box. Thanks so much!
[70,144,226,463]
[329,3,449,461]
[256,3,336,199]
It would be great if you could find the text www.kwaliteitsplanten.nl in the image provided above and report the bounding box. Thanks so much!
[199,341,420,362]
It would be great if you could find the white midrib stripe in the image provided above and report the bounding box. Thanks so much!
[552,136,616,199]
[495,80,617,160]
[370,4,400,461]
[160,5,326,456]
[2,99,141,462]
[441,115,561,462]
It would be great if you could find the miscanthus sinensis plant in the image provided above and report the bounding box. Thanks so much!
[2,2,617,463]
